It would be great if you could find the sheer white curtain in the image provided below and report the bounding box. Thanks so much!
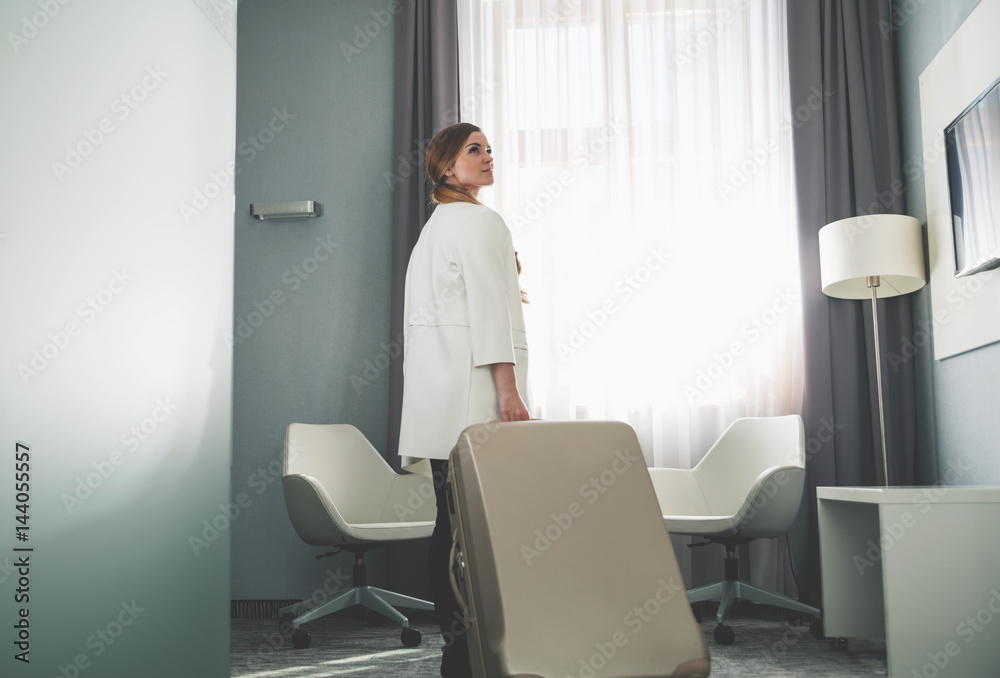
[459,0,801,591]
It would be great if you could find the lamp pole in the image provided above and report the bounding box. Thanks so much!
[867,275,889,488]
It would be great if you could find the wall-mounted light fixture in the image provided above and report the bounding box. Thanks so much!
[250,200,322,220]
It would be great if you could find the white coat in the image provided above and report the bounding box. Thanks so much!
[398,202,531,464]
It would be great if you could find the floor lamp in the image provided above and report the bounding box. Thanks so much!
[818,214,926,487]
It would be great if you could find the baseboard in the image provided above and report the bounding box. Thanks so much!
[231,599,352,620]
[691,599,817,621]
[230,599,437,622]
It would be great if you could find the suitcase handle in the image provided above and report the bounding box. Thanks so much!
[449,537,467,611]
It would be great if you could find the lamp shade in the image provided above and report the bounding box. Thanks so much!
[818,214,926,299]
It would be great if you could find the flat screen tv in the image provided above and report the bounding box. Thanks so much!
[945,75,1000,278]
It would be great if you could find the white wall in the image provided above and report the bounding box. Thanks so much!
[0,1,234,676]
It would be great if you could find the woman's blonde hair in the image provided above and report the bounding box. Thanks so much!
[426,122,483,205]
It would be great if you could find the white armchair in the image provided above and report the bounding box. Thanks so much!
[649,415,820,644]
[280,423,436,649]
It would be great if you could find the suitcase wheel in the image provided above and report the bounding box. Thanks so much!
[401,627,422,647]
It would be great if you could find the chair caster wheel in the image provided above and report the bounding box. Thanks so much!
[830,637,848,651]
[691,605,702,624]
[401,627,422,647]
[810,617,824,638]
[292,629,311,649]
[713,624,735,645]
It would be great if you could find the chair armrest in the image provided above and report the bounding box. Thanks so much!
[732,466,805,537]
[383,472,437,523]
[282,474,351,545]
[647,468,712,518]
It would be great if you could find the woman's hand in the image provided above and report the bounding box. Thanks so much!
[491,363,530,421]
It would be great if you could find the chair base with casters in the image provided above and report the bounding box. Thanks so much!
[687,536,820,645]
[278,544,434,649]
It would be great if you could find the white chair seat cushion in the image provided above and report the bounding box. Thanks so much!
[661,514,744,536]
[339,521,435,542]
[649,467,737,535]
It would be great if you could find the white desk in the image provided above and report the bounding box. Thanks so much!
[818,486,1000,678]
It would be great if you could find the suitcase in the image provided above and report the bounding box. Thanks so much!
[447,420,710,678]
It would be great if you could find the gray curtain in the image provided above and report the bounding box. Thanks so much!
[385,0,460,596]
[787,0,925,606]
[388,0,460,464]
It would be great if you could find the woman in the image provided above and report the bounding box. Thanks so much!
[398,122,531,677]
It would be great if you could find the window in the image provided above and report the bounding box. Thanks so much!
[459,0,802,469]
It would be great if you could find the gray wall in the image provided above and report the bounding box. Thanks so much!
[895,0,1000,484]
[231,0,397,600]
[0,1,234,676]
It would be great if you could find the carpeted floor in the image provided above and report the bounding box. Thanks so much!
[230,608,887,677]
